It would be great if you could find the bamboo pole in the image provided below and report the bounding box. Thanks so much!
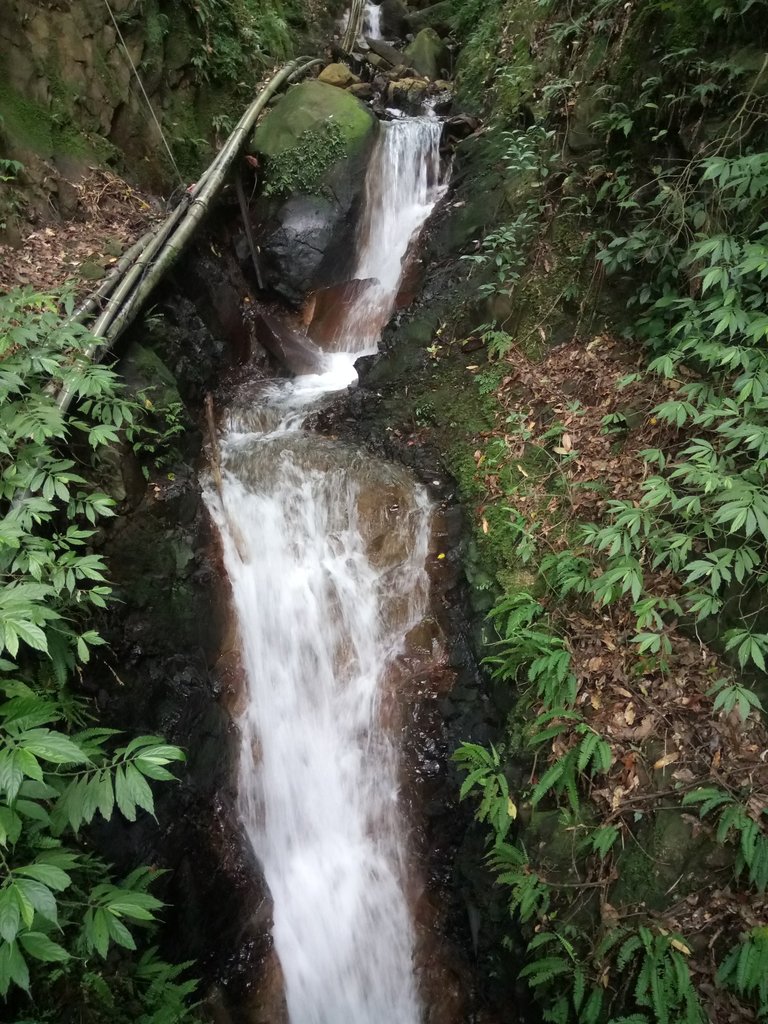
[71,225,159,324]
[97,56,319,354]
[53,56,319,417]
[341,0,365,53]
[235,170,264,290]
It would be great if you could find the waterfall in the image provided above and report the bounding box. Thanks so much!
[340,1,383,46]
[206,118,445,1024]
[331,117,444,352]
[363,1,382,39]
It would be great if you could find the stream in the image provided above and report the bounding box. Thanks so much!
[206,116,447,1022]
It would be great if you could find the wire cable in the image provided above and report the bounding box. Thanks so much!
[102,0,184,185]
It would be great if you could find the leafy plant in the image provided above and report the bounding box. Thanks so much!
[0,290,196,1019]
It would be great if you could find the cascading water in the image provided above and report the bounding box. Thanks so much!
[206,117,445,1024]
[340,1,383,45]
[331,116,443,352]
[363,1,382,39]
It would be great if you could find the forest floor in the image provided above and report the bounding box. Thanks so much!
[0,169,158,295]
[463,325,768,1022]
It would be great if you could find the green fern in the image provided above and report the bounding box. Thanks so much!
[716,927,768,1017]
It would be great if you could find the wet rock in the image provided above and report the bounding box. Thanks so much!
[380,0,410,37]
[387,76,430,112]
[429,81,454,115]
[405,0,452,36]
[356,477,418,569]
[247,309,326,374]
[305,278,379,347]
[250,81,379,305]
[366,36,410,67]
[348,81,375,101]
[366,52,389,70]
[396,255,427,308]
[405,27,450,79]
[318,61,361,88]
[443,113,481,143]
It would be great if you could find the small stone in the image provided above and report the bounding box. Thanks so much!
[348,82,374,101]
[79,259,106,280]
[318,62,361,89]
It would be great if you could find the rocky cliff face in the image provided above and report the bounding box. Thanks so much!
[0,0,322,231]
[0,0,202,184]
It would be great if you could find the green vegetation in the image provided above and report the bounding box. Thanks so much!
[447,0,768,1020]
[181,0,297,86]
[261,121,347,197]
[253,79,377,196]
[0,290,198,1021]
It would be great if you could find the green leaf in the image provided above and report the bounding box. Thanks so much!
[114,766,136,821]
[20,729,89,765]
[15,863,71,892]
[0,890,20,944]
[0,939,29,994]
[18,931,69,962]
[88,908,110,958]
[14,879,57,925]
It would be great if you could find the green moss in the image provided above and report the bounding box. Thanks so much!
[0,76,111,162]
[261,121,348,197]
[0,80,54,154]
[455,0,540,116]
[611,809,711,911]
[254,80,376,157]
[253,79,376,197]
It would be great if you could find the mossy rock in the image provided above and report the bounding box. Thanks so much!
[120,342,187,419]
[406,1,453,37]
[317,63,360,89]
[250,80,379,304]
[252,79,376,163]
[404,27,450,80]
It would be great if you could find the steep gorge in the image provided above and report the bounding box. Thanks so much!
[1,1,768,1023]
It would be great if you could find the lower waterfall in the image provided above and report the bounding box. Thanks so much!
[206,115,445,1024]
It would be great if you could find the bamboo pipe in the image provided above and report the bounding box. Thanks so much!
[97,57,319,353]
[71,225,159,324]
[53,56,319,417]
[341,0,365,53]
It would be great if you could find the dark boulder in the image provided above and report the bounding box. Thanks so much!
[250,80,378,305]
[379,0,409,38]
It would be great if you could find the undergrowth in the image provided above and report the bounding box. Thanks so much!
[0,290,199,1021]
[450,0,768,1020]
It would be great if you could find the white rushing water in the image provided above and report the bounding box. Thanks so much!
[363,1,382,39]
[339,1,382,45]
[206,117,445,1024]
[330,116,444,352]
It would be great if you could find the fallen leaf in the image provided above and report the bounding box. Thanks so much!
[653,751,679,770]
[601,902,620,928]
[624,704,636,725]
